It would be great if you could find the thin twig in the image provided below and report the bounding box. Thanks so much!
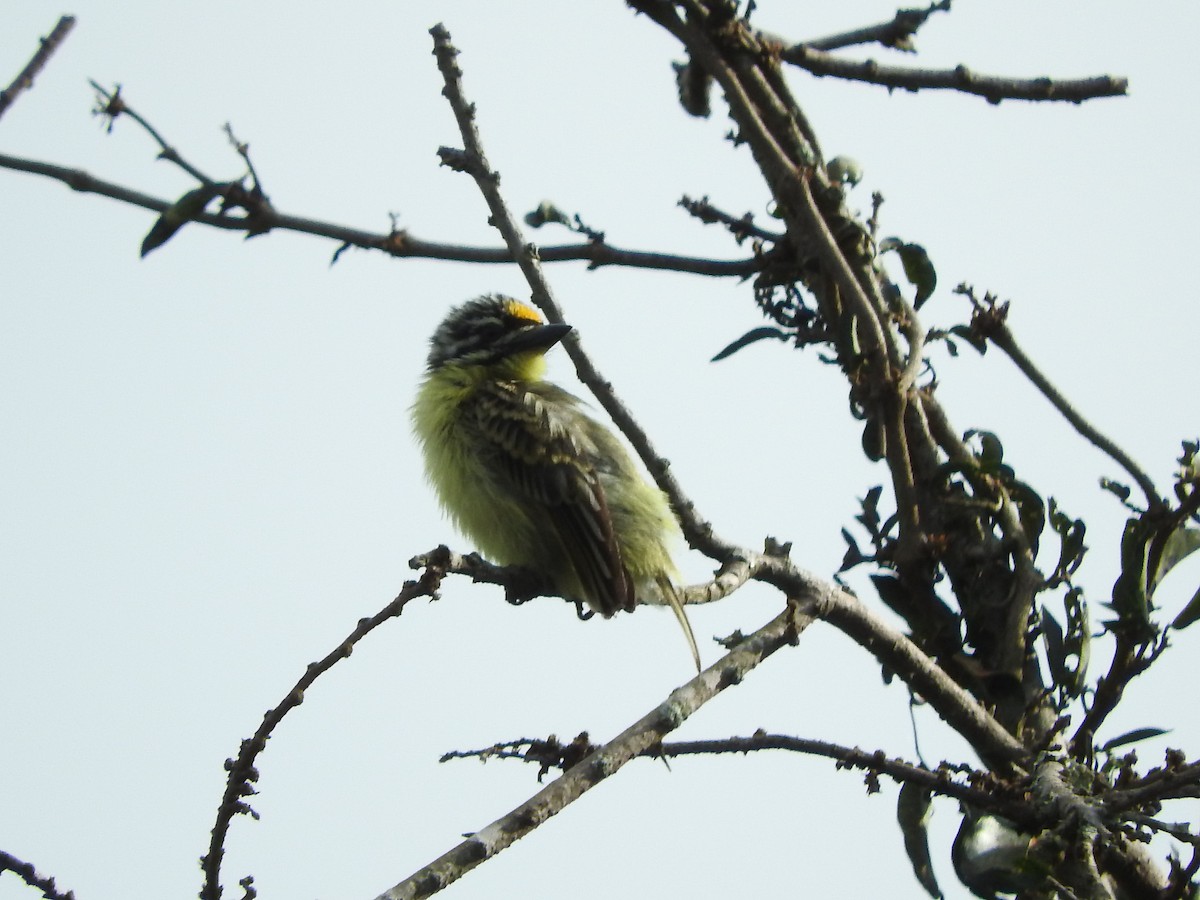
[663,734,1025,812]
[800,1,950,52]
[0,151,757,276]
[447,730,1028,819]
[983,316,1163,511]
[199,566,445,900]
[780,46,1127,105]
[0,849,75,900]
[89,80,215,184]
[1127,815,1200,847]
[0,15,76,121]
[1103,760,1200,815]
[373,602,815,900]
[678,194,783,243]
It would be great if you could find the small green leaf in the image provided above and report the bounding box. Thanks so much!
[856,486,884,534]
[862,416,886,461]
[1063,587,1090,696]
[672,58,712,118]
[1040,594,1088,698]
[523,200,572,229]
[839,528,865,572]
[881,237,938,309]
[1099,727,1170,752]
[1040,606,1067,679]
[897,784,943,899]
[141,184,221,257]
[948,324,987,355]
[1171,583,1200,630]
[1112,517,1153,631]
[965,430,1004,472]
[1150,527,1200,597]
[1047,498,1087,582]
[827,155,863,187]
[1008,480,1045,553]
[710,326,789,362]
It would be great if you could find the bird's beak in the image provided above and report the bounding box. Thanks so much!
[499,322,572,356]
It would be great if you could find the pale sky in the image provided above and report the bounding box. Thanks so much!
[2,3,1198,899]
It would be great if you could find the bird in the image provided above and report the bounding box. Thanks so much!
[411,294,700,671]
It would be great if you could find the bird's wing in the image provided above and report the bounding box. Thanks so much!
[467,380,634,615]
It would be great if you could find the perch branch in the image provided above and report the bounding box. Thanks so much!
[373,602,815,900]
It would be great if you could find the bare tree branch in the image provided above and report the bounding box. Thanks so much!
[800,1,951,52]
[200,564,446,900]
[965,294,1163,512]
[779,44,1128,104]
[373,602,815,900]
[0,849,75,900]
[0,15,76,122]
[407,545,756,610]
[0,150,758,276]
[448,730,1027,817]
[679,193,783,243]
[410,535,1027,770]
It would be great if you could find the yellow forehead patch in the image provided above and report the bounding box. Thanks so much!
[504,299,544,325]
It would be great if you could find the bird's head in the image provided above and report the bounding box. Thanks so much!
[426,295,572,377]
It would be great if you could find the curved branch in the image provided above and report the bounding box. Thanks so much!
[780,45,1128,104]
[981,314,1163,511]
[200,566,445,900]
[373,602,815,900]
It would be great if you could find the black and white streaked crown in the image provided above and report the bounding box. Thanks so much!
[426,294,551,369]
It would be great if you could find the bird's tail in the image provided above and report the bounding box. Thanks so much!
[657,574,701,673]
